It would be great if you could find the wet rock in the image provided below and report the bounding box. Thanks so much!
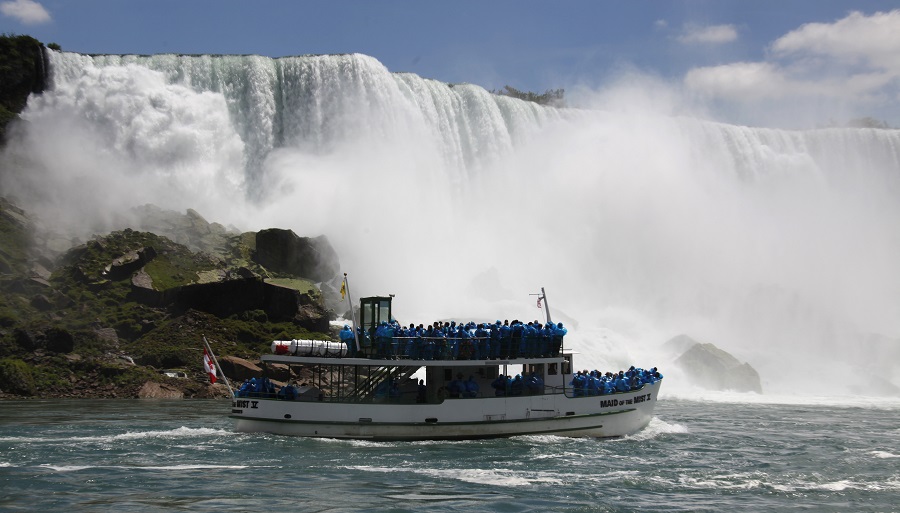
[30,294,53,311]
[263,362,292,382]
[253,229,339,282]
[102,246,157,281]
[137,381,184,399]
[665,334,762,393]
[219,355,262,382]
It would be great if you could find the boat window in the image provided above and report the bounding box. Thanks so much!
[548,363,558,375]
[562,355,572,375]
[378,300,390,324]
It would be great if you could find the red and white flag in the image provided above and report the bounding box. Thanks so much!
[203,348,217,384]
[536,297,543,309]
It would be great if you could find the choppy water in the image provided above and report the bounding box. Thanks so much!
[0,398,897,512]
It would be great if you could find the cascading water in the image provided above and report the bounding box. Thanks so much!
[2,50,899,394]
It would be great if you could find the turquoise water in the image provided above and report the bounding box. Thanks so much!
[1,398,897,512]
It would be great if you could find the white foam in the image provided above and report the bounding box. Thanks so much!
[345,465,562,488]
[39,463,249,472]
[661,391,900,409]
[0,426,233,445]
[620,416,689,441]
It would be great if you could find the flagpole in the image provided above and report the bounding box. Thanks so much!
[342,273,361,356]
[203,335,234,398]
[530,287,553,325]
[540,287,553,325]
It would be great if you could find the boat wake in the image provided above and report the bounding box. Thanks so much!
[38,463,251,472]
[0,426,232,444]
[619,416,689,441]
[345,465,564,487]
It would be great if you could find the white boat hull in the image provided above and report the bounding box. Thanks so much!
[231,380,661,441]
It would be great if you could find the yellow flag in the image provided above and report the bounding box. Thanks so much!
[340,280,346,300]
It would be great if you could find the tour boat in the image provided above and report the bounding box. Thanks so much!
[211,284,662,441]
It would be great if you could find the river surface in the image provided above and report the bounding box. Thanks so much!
[1,397,897,512]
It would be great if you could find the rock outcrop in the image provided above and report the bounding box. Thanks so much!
[137,381,184,399]
[254,229,339,283]
[664,334,763,393]
[219,355,263,382]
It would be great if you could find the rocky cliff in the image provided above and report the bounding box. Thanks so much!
[0,198,341,399]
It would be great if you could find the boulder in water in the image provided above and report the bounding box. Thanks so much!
[664,334,762,393]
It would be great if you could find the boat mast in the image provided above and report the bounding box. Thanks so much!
[540,287,553,325]
[532,287,553,325]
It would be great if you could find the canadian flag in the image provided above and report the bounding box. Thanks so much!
[203,348,217,384]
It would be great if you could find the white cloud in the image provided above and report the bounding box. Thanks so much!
[771,10,900,71]
[684,62,790,100]
[0,0,51,25]
[678,24,738,44]
[682,10,900,127]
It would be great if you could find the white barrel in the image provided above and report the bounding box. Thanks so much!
[294,339,313,356]
[271,340,349,357]
[271,340,292,355]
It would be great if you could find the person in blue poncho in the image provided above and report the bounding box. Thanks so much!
[375,321,393,358]
[447,374,464,398]
[525,372,544,395]
[551,322,566,357]
[474,324,489,360]
[491,375,508,396]
[339,324,356,357]
[464,376,480,398]
[509,374,524,396]
[499,320,511,358]
[489,321,501,359]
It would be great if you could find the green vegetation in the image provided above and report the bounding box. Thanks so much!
[491,85,566,107]
[264,277,317,294]
[0,197,337,399]
[0,34,47,141]
[846,117,892,129]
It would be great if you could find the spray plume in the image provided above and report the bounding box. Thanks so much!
[2,50,899,394]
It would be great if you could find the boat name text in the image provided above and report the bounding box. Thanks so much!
[601,393,651,408]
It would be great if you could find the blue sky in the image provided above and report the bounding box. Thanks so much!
[2,0,899,127]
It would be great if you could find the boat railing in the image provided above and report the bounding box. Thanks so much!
[359,335,563,360]
[562,380,654,398]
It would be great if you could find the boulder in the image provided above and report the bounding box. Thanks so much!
[263,362,292,382]
[665,334,762,393]
[253,229,339,282]
[137,381,185,399]
[102,246,157,281]
[45,328,75,354]
[30,294,54,311]
[13,327,75,353]
[219,355,262,382]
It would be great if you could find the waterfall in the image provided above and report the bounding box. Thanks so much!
[3,50,899,392]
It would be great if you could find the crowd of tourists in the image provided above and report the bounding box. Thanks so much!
[569,366,662,396]
[489,372,545,396]
[339,319,568,360]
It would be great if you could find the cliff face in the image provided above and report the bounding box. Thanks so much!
[0,35,48,143]
[0,199,339,399]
